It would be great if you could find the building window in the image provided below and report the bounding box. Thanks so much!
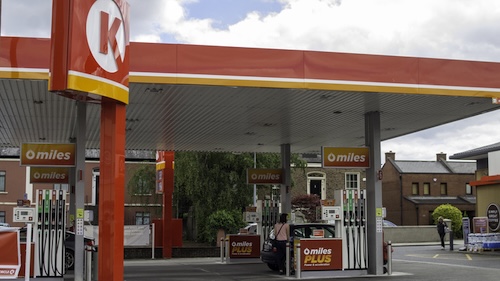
[0,171,5,192]
[423,183,430,195]
[440,183,447,195]
[53,184,69,191]
[135,212,150,225]
[345,173,360,189]
[411,183,419,195]
[466,183,472,195]
[0,211,5,223]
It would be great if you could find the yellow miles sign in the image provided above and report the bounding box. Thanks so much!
[21,143,76,167]
[322,147,370,168]
[30,167,70,184]
[247,168,283,184]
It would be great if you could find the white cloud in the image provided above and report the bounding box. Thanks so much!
[136,0,500,62]
[381,110,500,161]
[4,0,500,62]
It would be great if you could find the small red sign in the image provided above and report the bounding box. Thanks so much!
[322,147,370,168]
[473,217,489,233]
[228,235,261,258]
[0,230,20,278]
[30,167,70,184]
[20,143,75,167]
[299,239,342,271]
[247,169,283,184]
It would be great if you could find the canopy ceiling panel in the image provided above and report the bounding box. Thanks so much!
[1,38,500,155]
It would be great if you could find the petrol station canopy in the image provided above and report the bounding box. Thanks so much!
[1,36,500,155]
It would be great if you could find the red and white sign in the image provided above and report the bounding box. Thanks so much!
[0,229,21,279]
[49,0,130,104]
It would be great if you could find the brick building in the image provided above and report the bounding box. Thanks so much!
[0,158,159,227]
[382,152,476,226]
[1,154,368,227]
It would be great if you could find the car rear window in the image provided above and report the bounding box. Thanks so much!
[293,225,335,239]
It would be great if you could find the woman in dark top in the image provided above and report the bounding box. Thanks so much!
[273,213,290,274]
[436,216,447,250]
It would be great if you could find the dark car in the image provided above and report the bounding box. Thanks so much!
[19,227,94,270]
[260,223,336,271]
[64,231,95,270]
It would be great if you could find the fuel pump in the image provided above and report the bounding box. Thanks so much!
[34,189,66,277]
[334,188,367,270]
[259,198,279,241]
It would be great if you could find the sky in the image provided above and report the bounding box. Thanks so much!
[2,0,500,162]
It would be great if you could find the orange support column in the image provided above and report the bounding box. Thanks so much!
[161,151,175,258]
[99,99,126,281]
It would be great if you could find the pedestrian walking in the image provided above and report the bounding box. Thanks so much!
[437,216,448,250]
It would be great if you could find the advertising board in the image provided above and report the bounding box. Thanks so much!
[298,238,342,271]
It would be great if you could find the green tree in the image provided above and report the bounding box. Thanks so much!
[431,204,462,234]
[174,151,306,243]
[205,209,246,244]
[127,163,163,219]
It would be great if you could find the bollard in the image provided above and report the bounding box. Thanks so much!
[85,245,92,281]
[220,238,225,263]
[151,223,155,259]
[295,243,301,279]
[225,238,229,263]
[286,242,290,276]
[449,231,454,251]
[387,241,392,275]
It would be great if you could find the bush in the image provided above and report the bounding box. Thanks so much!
[431,204,462,234]
[205,209,245,244]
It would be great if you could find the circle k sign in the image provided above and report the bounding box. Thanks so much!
[49,0,130,104]
[86,0,127,73]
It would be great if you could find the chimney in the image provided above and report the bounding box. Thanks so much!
[385,151,395,162]
[436,152,447,162]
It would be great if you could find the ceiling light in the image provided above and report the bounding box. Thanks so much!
[145,87,163,94]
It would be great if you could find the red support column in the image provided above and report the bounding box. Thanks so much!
[162,151,174,258]
[99,99,126,281]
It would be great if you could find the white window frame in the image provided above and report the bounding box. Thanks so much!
[0,171,5,192]
[307,171,326,200]
[465,183,472,195]
[345,172,360,189]
[135,212,151,225]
